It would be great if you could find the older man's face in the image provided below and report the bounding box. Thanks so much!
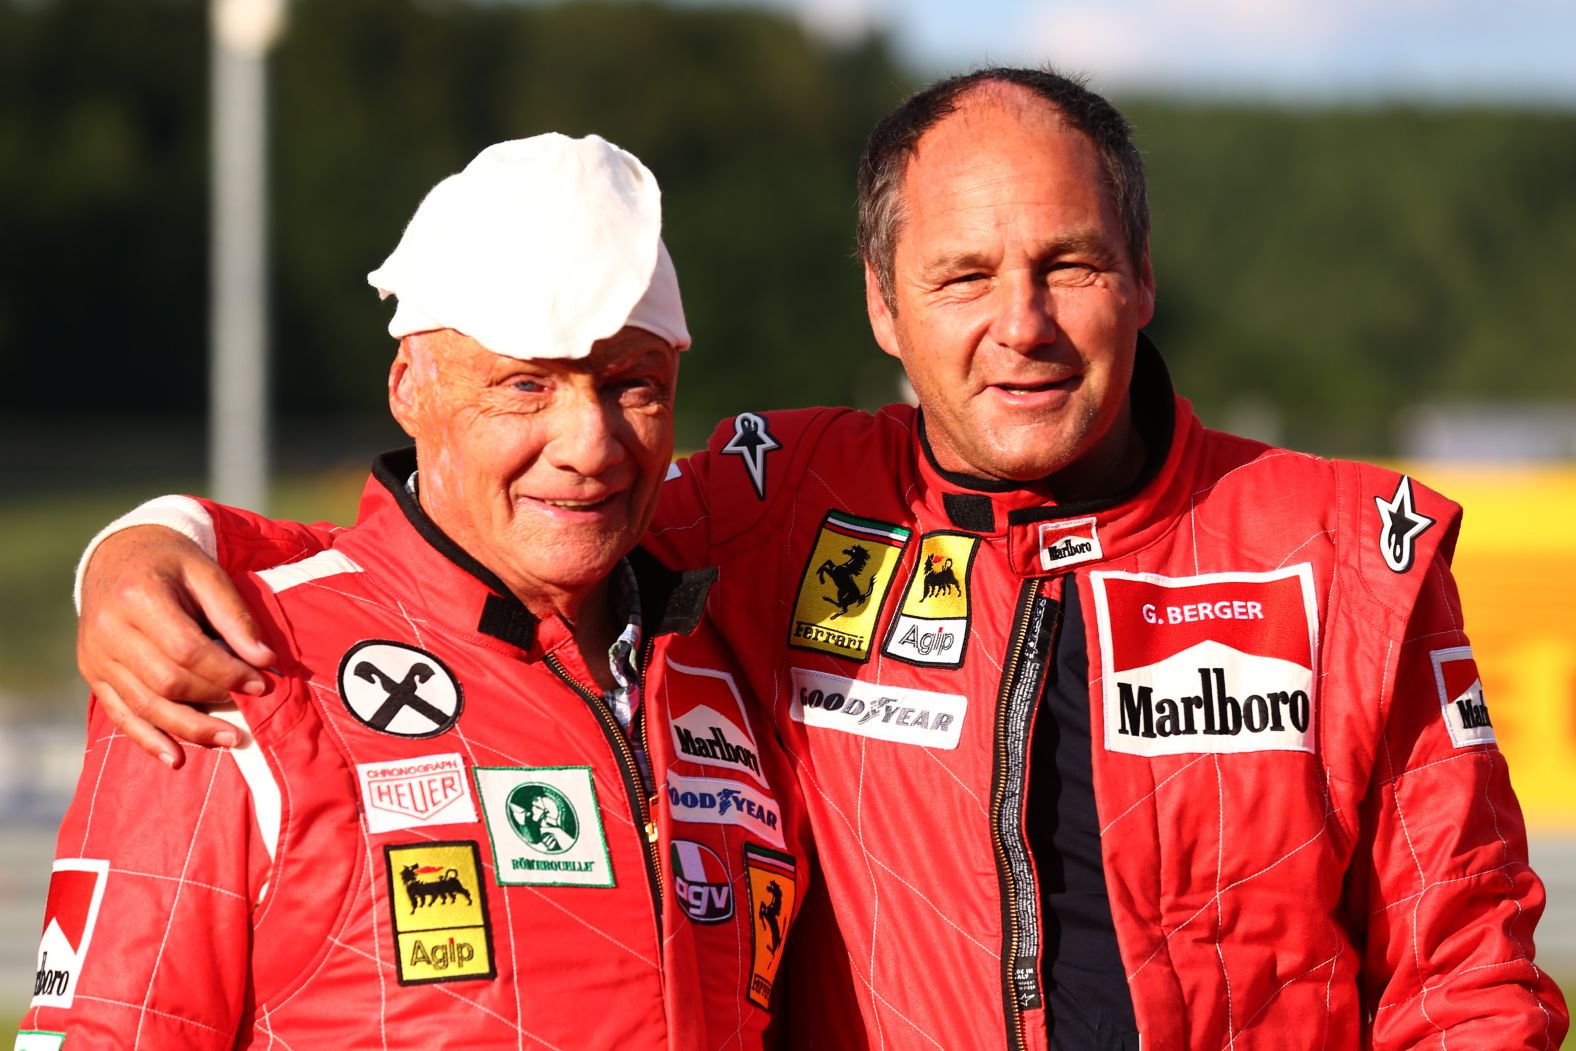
[392,326,679,616]
[866,85,1155,486]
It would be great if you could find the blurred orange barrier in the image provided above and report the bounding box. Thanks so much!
[1405,463,1576,831]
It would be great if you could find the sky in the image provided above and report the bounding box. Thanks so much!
[724,0,1576,105]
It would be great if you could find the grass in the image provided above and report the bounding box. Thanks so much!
[0,471,365,714]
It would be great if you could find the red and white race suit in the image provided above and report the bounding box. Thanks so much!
[50,340,1569,1049]
[22,452,813,1051]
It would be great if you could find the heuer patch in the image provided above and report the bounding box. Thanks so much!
[1037,516,1103,571]
[789,667,967,749]
[14,1033,65,1051]
[1090,565,1320,757]
[385,841,495,985]
[338,640,463,738]
[721,411,781,500]
[665,772,785,848]
[665,659,767,786]
[474,766,614,887]
[1375,475,1434,574]
[744,844,798,1010]
[672,840,735,924]
[882,532,978,668]
[789,511,911,663]
[31,858,108,1009]
[357,753,478,834]
[1430,646,1497,748]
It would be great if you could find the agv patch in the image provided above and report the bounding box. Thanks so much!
[744,844,798,1010]
[474,767,614,887]
[882,532,977,668]
[31,858,108,1009]
[788,511,910,663]
[385,841,495,985]
[672,840,735,924]
[1090,565,1320,757]
[1430,646,1497,748]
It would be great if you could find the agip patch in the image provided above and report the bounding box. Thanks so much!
[744,844,798,1010]
[385,841,495,985]
[883,532,978,668]
[788,511,910,663]
[1430,646,1497,748]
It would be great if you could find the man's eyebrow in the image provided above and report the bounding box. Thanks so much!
[917,234,1116,281]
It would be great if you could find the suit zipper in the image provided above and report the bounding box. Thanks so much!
[991,577,1059,1050]
[545,651,664,941]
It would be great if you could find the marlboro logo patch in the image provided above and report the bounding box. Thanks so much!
[1430,646,1496,748]
[665,659,767,786]
[788,511,910,663]
[385,841,496,985]
[882,532,977,668]
[1038,516,1103,571]
[744,844,798,1010]
[31,858,108,1009]
[357,753,477,834]
[1090,565,1320,757]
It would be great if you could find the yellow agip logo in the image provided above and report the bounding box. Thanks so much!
[385,840,496,985]
[883,532,979,668]
[789,511,911,662]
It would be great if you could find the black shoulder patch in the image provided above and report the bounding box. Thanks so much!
[943,492,995,533]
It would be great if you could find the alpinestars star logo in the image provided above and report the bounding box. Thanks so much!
[721,412,780,500]
[1375,475,1434,573]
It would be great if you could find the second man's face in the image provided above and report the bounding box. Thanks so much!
[393,325,679,615]
[867,85,1155,486]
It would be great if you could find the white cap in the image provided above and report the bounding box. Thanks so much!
[367,133,690,360]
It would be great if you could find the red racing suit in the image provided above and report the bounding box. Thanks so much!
[54,342,1569,1049]
[640,341,1567,1049]
[22,451,813,1051]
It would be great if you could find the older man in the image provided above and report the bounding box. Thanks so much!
[74,70,1566,1048]
[25,134,812,1050]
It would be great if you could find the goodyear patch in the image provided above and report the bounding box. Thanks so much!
[744,844,798,1010]
[14,1031,65,1051]
[789,511,910,663]
[385,841,495,985]
[883,532,978,668]
[474,767,614,887]
[1430,646,1497,748]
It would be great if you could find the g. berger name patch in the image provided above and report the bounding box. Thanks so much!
[1090,565,1320,757]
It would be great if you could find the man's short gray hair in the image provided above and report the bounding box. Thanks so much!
[856,67,1150,312]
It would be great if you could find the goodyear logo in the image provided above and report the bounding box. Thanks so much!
[789,511,910,663]
[883,532,978,668]
[744,843,798,1010]
[385,841,496,985]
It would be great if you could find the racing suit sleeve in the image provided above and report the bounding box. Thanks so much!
[17,696,269,1047]
[74,494,341,604]
[1352,551,1568,1049]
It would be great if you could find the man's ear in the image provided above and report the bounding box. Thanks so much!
[1135,242,1157,328]
[387,339,421,439]
[864,261,901,361]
